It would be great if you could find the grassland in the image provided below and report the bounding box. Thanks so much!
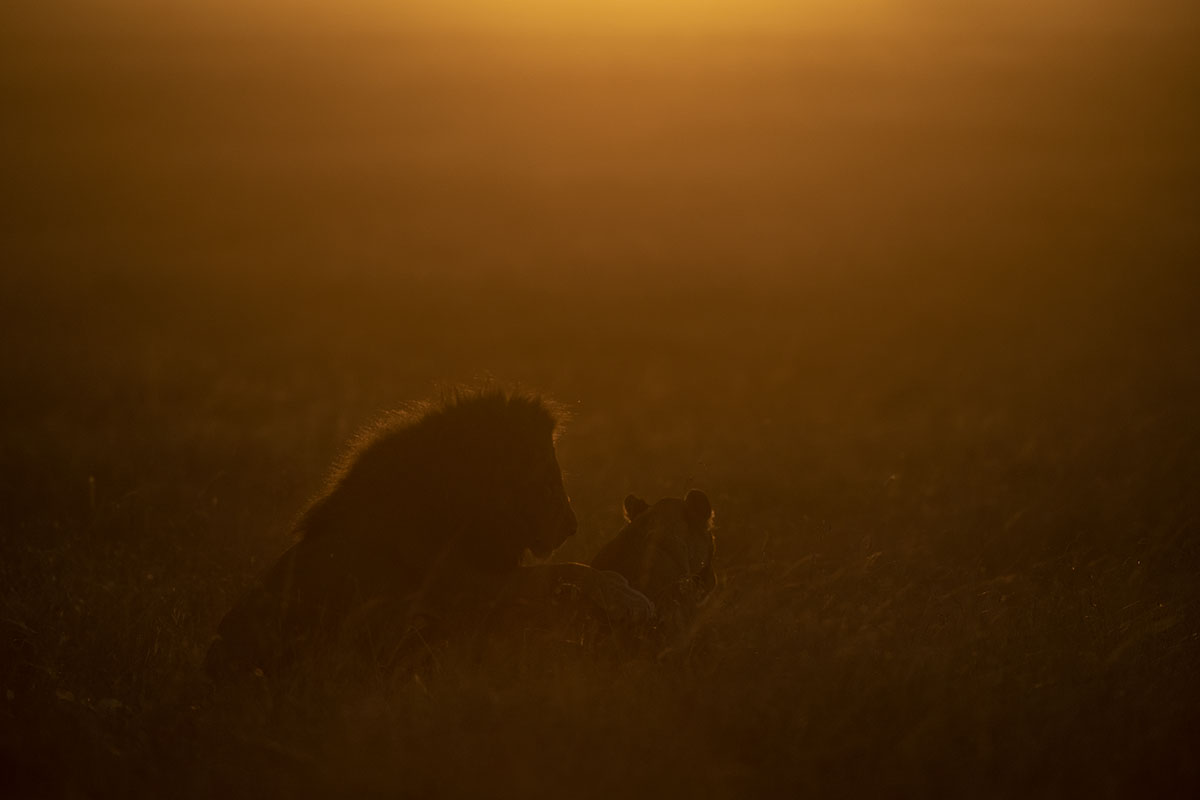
[2,3,1198,797]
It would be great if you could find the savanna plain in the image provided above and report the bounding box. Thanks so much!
[1,2,1198,797]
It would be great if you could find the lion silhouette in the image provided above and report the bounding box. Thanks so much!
[479,490,716,662]
[592,490,717,630]
[204,388,598,680]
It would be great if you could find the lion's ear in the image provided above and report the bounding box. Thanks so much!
[684,489,712,524]
[623,494,650,522]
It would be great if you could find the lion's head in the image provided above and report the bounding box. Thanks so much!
[592,489,716,603]
[300,388,577,573]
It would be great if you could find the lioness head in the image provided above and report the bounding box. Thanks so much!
[592,489,716,603]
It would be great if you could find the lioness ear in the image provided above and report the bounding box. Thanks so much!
[623,494,650,522]
[684,489,712,524]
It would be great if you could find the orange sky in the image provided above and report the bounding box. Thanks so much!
[7,0,1195,38]
[3,0,1196,287]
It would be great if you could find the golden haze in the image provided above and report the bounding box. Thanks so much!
[0,0,1197,797]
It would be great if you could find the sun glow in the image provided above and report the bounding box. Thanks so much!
[17,0,1157,41]
[375,0,908,35]
[390,0,845,28]
[160,0,893,37]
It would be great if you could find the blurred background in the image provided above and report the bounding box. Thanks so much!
[3,0,1196,553]
[5,1,1196,287]
[1,0,1198,796]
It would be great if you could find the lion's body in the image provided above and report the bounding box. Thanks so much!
[204,389,580,680]
[479,491,717,664]
[592,491,717,632]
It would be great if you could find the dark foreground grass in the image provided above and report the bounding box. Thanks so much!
[1,263,1196,798]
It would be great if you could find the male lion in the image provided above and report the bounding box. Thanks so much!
[204,388,649,681]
